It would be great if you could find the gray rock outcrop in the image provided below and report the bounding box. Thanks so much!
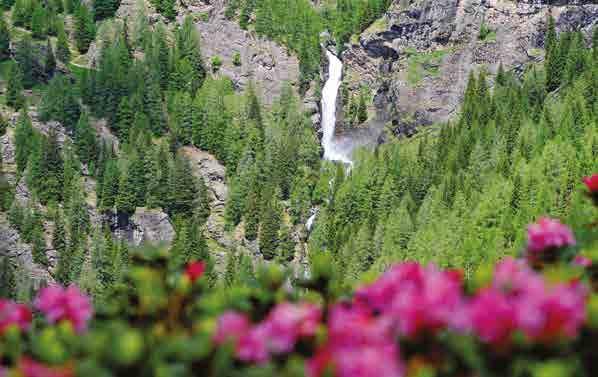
[130,208,176,246]
[0,214,55,289]
[341,0,598,137]
[195,1,301,105]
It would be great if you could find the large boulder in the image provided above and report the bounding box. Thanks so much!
[130,208,176,246]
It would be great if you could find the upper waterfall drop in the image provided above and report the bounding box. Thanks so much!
[321,49,352,165]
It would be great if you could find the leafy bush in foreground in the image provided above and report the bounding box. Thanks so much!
[1,175,598,377]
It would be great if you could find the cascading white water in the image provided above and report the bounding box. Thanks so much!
[321,50,352,164]
[306,213,317,231]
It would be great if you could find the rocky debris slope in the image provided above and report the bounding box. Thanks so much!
[341,0,598,137]
[0,213,55,289]
[194,0,301,105]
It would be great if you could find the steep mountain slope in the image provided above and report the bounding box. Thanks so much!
[341,0,598,137]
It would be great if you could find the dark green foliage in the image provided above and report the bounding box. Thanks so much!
[39,75,81,130]
[6,62,25,109]
[545,15,561,92]
[357,90,368,124]
[259,194,281,260]
[44,39,56,78]
[30,2,46,38]
[28,128,64,203]
[98,158,119,212]
[14,109,34,174]
[56,24,70,63]
[0,16,10,60]
[166,153,198,217]
[14,35,39,89]
[11,0,33,27]
[74,4,95,53]
[94,0,119,20]
[0,258,17,299]
[74,112,97,165]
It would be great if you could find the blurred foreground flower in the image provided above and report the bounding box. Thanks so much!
[34,285,93,333]
[184,261,206,283]
[18,357,74,377]
[526,217,575,263]
[0,299,32,335]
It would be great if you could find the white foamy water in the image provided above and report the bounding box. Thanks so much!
[321,50,353,164]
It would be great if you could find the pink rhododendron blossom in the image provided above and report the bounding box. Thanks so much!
[526,217,576,254]
[184,261,205,283]
[0,299,32,334]
[515,281,587,341]
[215,302,322,363]
[573,255,592,268]
[307,304,403,377]
[19,357,74,377]
[236,323,270,363]
[468,288,516,345]
[262,302,321,354]
[355,262,464,337]
[583,174,598,193]
[213,311,251,345]
[34,285,93,333]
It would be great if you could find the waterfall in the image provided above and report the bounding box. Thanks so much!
[321,50,352,164]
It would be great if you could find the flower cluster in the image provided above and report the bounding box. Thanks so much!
[308,304,403,377]
[214,302,321,363]
[0,299,31,335]
[355,262,465,337]
[525,217,575,263]
[34,285,93,333]
[466,258,587,344]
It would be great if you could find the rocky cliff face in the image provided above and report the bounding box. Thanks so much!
[194,0,302,105]
[341,0,598,137]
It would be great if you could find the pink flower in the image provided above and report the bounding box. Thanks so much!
[516,281,587,342]
[0,299,32,334]
[213,311,251,345]
[307,304,403,377]
[34,285,93,333]
[236,324,270,363]
[184,261,205,283]
[526,217,575,255]
[263,302,321,354]
[18,357,74,377]
[468,288,516,345]
[355,263,464,337]
[583,174,598,193]
[493,257,542,294]
[573,255,592,268]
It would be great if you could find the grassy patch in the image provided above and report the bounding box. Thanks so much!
[406,48,447,86]
[364,17,388,34]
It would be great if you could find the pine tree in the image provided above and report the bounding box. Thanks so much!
[44,39,56,78]
[545,15,561,92]
[6,62,25,109]
[244,187,259,241]
[357,90,368,123]
[159,0,175,20]
[56,24,70,63]
[74,111,97,164]
[11,0,32,27]
[166,154,198,217]
[94,0,118,20]
[53,210,66,257]
[259,195,281,260]
[0,258,17,299]
[277,222,295,263]
[116,164,137,216]
[99,158,119,211]
[74,4,95,53]
[14,109,34,173]
[14,35,38,88]
[30,2,46,38]
[0,16,10,60]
